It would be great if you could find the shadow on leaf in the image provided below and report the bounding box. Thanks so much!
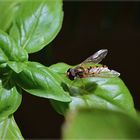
[61,81,97,96]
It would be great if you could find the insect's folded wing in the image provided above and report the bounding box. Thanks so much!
[95,69,120,78]
[80,49,108,64]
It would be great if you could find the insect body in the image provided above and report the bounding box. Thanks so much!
[67,49,120,80]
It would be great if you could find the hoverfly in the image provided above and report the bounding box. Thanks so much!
[67,49,120,80]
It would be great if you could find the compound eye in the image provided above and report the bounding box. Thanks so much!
[68,74,75,80]
[67,68,75,80]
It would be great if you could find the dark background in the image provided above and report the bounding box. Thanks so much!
[15,2,140,139]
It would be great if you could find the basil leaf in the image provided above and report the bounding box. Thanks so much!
[49,63,136,115]
[10,0,63,53]
[63,109,140,139]
[7,61,25,73]
[0,72,22,122]
[0,0,19,31]
[0,115,24,140]
[14,62,71,102]
[0,30,28,63]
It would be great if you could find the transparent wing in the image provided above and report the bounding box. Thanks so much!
[80,49,108,65]
[94,70,120,78]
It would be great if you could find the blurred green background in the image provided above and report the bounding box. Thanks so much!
[15,2,140,139]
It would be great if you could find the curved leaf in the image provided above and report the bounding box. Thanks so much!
[10,0,63,53]
[0,30,28,63]
[13,62,71,102]
[7,61,26,73]
[0,115,24,140]
[49,63,136,115]
[0,0,19,31]
[63,109,140,139]
[0,72,22,122]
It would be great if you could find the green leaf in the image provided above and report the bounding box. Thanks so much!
[10,0,63,53]
[50,100,69,115]
[0,115,24,140]
[49,63,136,115]
[0,30,28,63]
[0,0,19,31]
[63,109,140,139]
[7,61,25,73]
[13,62,71,102]
[0,71,22,122]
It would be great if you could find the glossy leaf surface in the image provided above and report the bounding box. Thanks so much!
[49,63,136,115]
[63,109,140,139]
[14,62,71,102]
[0,70,22,122]
[10,0,63,53]
[0,115,23,140]
[0,30,28,63]
[7,61,25,73]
